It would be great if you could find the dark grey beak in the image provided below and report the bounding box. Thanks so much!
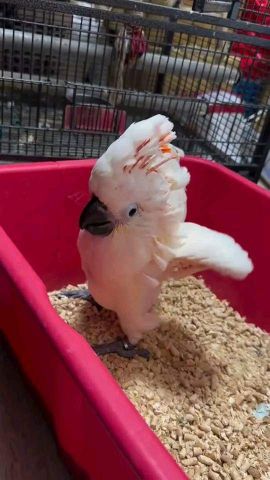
[79,195,115,236]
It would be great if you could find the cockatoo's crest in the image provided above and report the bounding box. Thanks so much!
[121,124,178,175]
[91,114,186,175]
[90,115,189,227]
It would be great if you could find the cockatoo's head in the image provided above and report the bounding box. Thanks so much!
[79,115,190,237]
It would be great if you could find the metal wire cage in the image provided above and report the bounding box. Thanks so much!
[0,0,270,181]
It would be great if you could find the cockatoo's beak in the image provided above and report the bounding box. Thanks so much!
[79,195,116,236]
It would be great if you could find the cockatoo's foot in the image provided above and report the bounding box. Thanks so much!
[58,289,103,311]
[92,337,150,360]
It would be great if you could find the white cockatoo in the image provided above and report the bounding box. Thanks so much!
[76,115,253,358]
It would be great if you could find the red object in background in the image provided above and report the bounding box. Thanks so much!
[124,26,148,66]
[239,51,270,79]
[0,158,269,480]
[207,103,244,114]
[231,0,270,79]
[241,0,270,24]
[64,106,127,134]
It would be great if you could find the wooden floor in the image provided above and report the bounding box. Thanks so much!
[0,335,70,480]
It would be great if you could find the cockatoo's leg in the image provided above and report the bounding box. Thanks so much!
[57,290,150,359]
[99,310,159,360]
[58,289,103,311]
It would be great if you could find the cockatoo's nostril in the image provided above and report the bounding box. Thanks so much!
[79,195,116,237]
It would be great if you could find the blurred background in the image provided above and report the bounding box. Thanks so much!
[0,0,269,184]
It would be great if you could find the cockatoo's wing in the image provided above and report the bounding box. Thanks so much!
[162,222,253,281]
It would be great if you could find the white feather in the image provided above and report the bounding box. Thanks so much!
[78,115,253,345]
[164,222,253,280]
[90,114,189,231]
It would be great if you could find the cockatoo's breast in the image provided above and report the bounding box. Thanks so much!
[77,227,154,310]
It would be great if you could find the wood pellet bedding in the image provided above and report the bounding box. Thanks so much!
[49,277,270,480]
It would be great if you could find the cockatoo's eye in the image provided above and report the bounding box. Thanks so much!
[128,204,138,218]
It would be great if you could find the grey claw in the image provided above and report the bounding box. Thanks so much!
[92,337,150,360]
[121,339,150,360]
[58,289,103,311]
[59,289,91,300]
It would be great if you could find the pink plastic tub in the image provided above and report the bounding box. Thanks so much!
[0,157,269,480]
